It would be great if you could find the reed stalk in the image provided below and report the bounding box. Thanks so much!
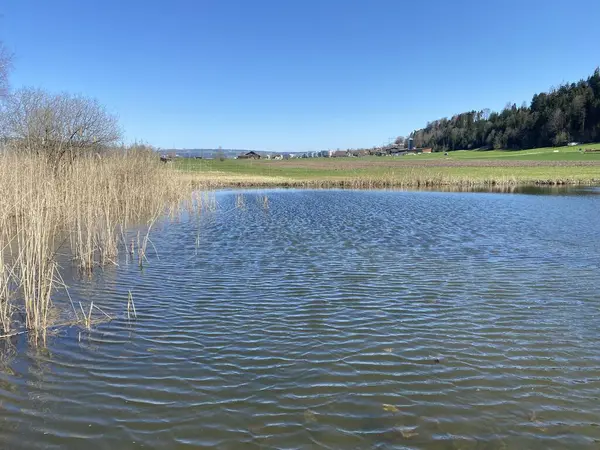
[0,145,198,343]
[235,193,246,209]
[127,290,137,320]
[0,248,13,334]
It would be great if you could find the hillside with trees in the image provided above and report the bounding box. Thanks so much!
[410,68,600,151]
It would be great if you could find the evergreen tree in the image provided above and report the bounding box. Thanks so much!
[409,69,600,150]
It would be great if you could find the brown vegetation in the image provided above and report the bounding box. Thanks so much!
[260,158,600,170]
[0,59,200,343]
[0,147,198,343]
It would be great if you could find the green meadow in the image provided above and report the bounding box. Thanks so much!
[175,144,600,188]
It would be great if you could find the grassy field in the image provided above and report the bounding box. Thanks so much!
[175,143,600,188]
[411,143,600,161]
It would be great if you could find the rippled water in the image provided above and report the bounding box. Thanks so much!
[1,189,600,449]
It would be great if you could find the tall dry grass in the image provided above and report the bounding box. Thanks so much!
[0,248,13,334]
[0,145,197,342]
[61,149,186,271]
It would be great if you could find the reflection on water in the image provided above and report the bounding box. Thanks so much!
[390,185,600,195]
[464,185,600,195]
[1,189,600,449]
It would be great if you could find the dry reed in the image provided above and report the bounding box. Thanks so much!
[178,168,600,190]
[0,146,198,343]
[235,193,246,209]
[0,248,14,334]
[256,194,269,210]
[127,290,137,320]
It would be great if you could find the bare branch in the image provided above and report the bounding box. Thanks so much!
[0,42,12,99]
[1,88,122,167]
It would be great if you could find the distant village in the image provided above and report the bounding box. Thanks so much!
[238,137,433,160]
[162,138,435,161]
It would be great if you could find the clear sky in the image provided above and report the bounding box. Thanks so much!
[2,0,600,151]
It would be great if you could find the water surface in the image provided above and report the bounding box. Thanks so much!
[1,189,600,449]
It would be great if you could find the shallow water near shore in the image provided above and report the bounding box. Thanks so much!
[1,189,600,449]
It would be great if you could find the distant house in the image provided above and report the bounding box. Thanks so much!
[332,150,348,157]
[422,148,433,153]
[237,151,261,160]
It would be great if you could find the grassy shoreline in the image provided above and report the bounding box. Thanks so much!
[176,144,600,189]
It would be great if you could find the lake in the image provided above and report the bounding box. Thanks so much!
[1,189,600,449]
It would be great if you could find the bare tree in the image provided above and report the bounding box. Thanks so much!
[1,88,122,168]
[0,42,11,99]
[394,136,405,147]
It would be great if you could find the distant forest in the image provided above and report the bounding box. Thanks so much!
[409,68,600,151]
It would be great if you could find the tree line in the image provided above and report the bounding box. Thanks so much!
[407,68,600,151]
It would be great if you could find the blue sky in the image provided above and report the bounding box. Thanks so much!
[2,0,600,151]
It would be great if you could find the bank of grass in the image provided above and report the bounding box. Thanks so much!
[411,143,600,161]
[0,148,199,342]
[175,144,600,188]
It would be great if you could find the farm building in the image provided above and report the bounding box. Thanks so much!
[237,151,261,159]
[332,150,348,157]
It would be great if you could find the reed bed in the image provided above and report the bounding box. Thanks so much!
[181,170,600,190]
[0,146,198,343]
